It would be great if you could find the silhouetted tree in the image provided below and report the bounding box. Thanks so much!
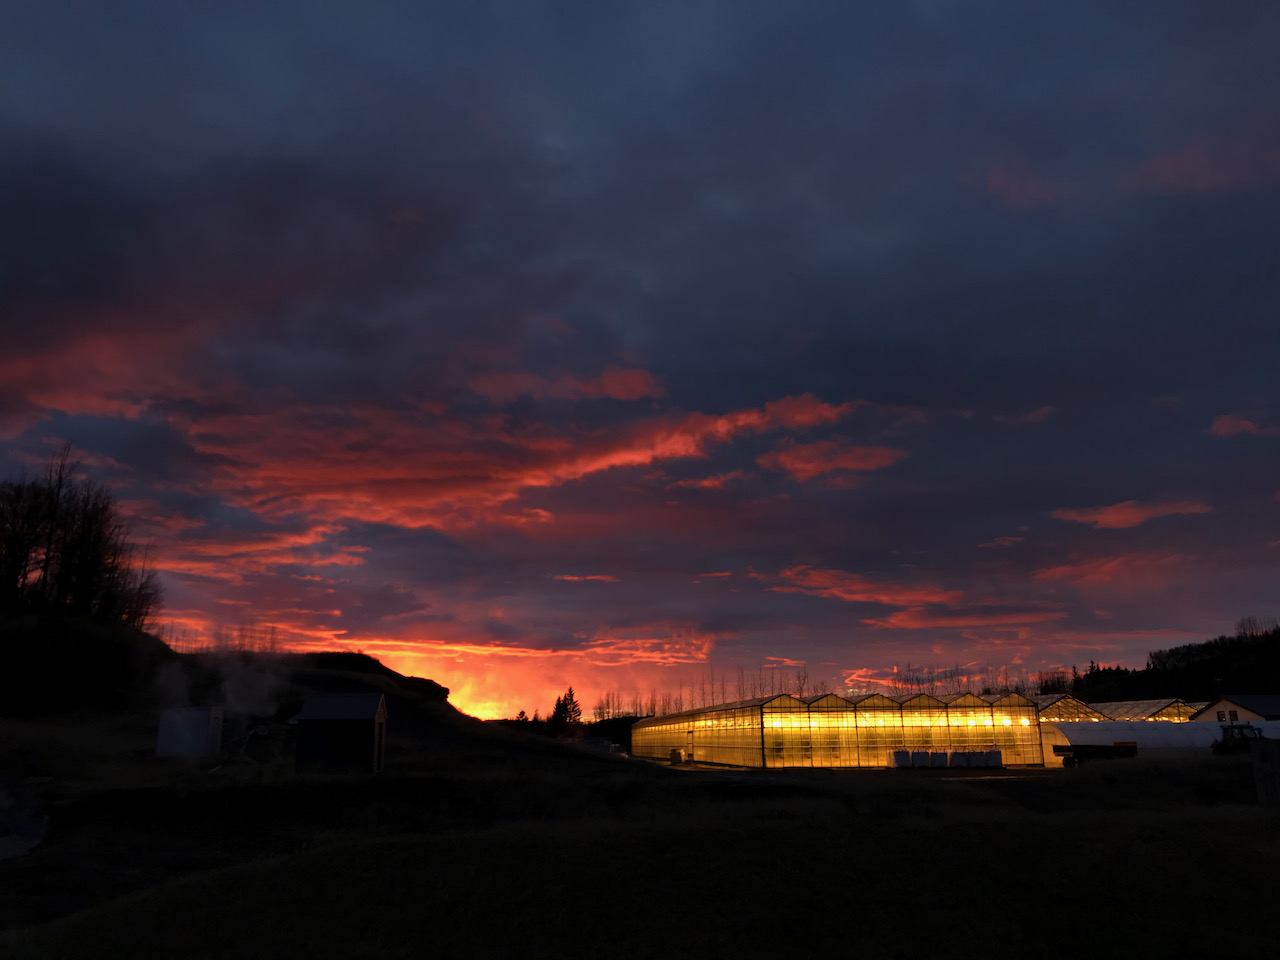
[1236,615,1279,638]
[0,447,162,629]
[547,686,582,735]
[1034,669,1070,695]
[563,686,582,724]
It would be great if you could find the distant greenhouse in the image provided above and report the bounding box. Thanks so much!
[631,692,1043,768]
[1031,694,1111,723]
[1087,699,1196,722]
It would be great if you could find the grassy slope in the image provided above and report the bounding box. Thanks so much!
[0,614,178,717]
[3,796,1278,959]
[4,623,1278,958]
[2,759,1279,959]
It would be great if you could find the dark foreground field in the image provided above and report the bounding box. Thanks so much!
[2,734,1278,960]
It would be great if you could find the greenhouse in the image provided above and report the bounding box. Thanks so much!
[1031,694,1111,723]
[1087,699,1196,722]
[631,691,1044,768]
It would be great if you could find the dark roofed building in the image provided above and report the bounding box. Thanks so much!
[295,693,387,774]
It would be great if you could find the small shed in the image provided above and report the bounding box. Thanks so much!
[157,706,224,759]
[294,693,387,774]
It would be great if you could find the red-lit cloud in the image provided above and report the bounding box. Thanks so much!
[667,470,744,490]
[771,566,1068,632]
[978,536,1024,549]
[995,405,1056,427]
[757,440,907,482]
[1210,413,1280,437]
[761,395,864,429]
[578,628,719,666]
[964,163,1077,211]
[1033,551,1195,587]
[468,366,664,403]
[1118,140,1280,195]
[863,606,1067,629]
[1050,499,1211,529]
[771,566,964,607]
[764,655,806,668]
[156,392,864,536]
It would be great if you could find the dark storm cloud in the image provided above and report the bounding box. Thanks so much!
[2,1,1278,714]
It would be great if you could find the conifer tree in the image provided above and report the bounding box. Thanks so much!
[563,686,582,724]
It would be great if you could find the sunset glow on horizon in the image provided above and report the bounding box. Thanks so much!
[2,4,1277,720]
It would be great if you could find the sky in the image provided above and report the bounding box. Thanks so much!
[2,1,1278,718]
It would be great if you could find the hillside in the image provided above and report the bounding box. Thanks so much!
[1070,626,1280,702]
[0,614,1276,957]
[0,613,179,717]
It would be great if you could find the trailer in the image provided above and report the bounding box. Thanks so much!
[1052,741,1137,767]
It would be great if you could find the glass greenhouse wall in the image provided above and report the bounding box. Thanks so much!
[631,691,1044,768]
[1031,694,1111,723]
[1089,699,1195,722]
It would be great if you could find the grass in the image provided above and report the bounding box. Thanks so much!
[3,637,1276,959]
[3,788,1278,960]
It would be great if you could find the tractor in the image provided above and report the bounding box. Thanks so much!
[1211,722,1268,756]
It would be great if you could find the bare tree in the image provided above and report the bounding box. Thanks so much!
[1237,615,1279,637]
[0,447,163,630]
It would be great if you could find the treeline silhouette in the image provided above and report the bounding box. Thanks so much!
[1049,617,1280,702]
[0,448,162,629]
[498,686,592,738]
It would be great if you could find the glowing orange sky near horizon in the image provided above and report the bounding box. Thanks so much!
[124,385,1268,721]
[4,1,1280,725]
[12,363,1266,723]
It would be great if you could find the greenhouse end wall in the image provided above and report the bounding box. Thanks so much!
[631,692,1044,768]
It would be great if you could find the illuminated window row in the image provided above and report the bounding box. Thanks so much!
[632,692,1044,768]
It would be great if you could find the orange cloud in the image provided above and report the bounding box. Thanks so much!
[552,574,619,582]
[757,440,907,482]
[578,628,718,666]
[1050,499,1211,529]
[1210,413,1280,437]
[764,655,805,668]
[840,666,893,690]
